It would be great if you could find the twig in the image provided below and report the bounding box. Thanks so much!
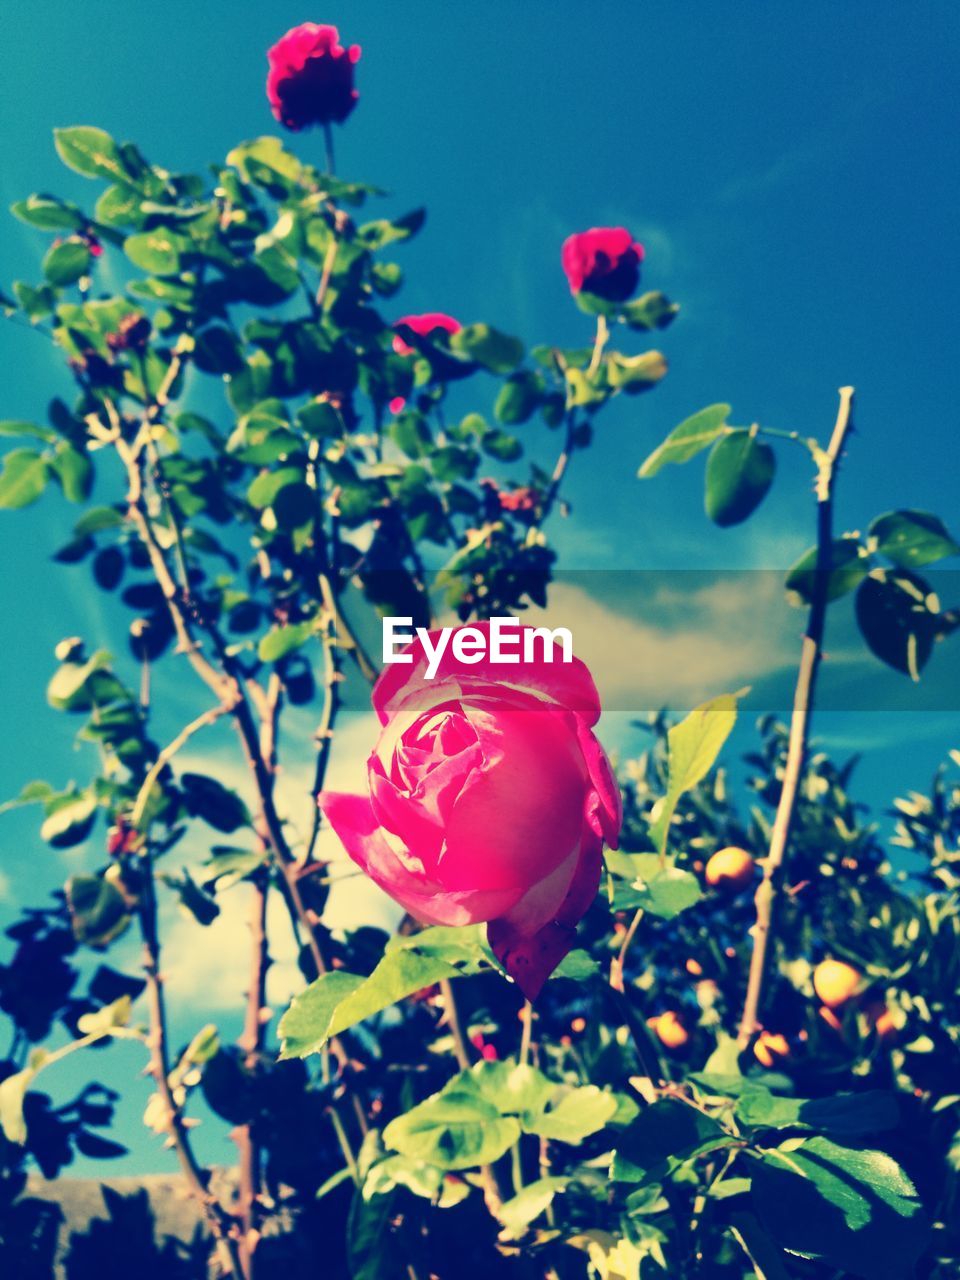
[130,703,232,830]
[236,874,270,1273]
[137,855,245,1278]
[736,387,855,1048]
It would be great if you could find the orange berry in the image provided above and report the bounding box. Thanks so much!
[652,1011,689,1051]
[705,846,755,891]
[754,1031,791,1069]
[570,1016,586,1033]
[685,958,704,977]
[813,959,863,1009]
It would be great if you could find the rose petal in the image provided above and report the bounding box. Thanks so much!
[576,718,623,849]
[487,835,603,1000]
[318,790,521,925]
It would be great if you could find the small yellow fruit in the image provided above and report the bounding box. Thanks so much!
[705,846,755,891]
[813,959,863,1009]
[754,1031,791,1069]
[650,1010,689,1051]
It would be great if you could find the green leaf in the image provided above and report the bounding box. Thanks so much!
[611,1098,733,1183]
[785,536,869,606]
[0,420,55,442]
[855,570,939,679]
[497,1177,568,1238]
[648,691,742,857]
[279,938,490,1058]
[524,1086,618,1144]
[125,230,185,275]
[40,792,97,848]
[52,445,93,503]
[0,449,48,510]
[704,428,776,526]
[735,1085,899,1137]
[383,1082,521,1171]
[248,465,302,509]
[870,509,960,569]
[276,972,368,1058]
[449,323,524,373]
[621,291,680,331]
[638,404,731,478]
[494,372,542,425]
[612,852,702,918]
[11,194,85,232]
[54,126,129,182]
[180,773,250,833]
[482,429,523,462]
[468,1060,558,1118]
[752,1137,928,1279]
[258,621,314,663]
[606,350,668,394]
[42,240,91,286]
[47,651,111,711]
[66,873,131,947]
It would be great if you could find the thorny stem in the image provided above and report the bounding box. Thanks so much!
[736,387,855,1049]
[137,854,245,1279]
[236,873,270,1271]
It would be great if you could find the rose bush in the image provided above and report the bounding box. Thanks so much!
[319,623,621,998]
[266,22,360,131]
[561,226,645,301]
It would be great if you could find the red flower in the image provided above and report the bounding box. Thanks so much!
[318,622,621,1000]
[561,227,645,302]
[392,313,461,358]
[266,23,360,131]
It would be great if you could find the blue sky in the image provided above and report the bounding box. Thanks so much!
[0,2,958,1172]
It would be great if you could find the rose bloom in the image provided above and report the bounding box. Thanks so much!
[266,23,360,131]
[319,623,621,999]
[561,227,645,302]
[392,313,461,358]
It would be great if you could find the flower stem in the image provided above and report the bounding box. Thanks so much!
[736,387,855,1048]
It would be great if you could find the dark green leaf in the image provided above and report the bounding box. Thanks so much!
[612,1099,733,1183]
[855,570,939,679]
[752,1137,928,1279]
[66,873,131,947]
[494,372,542,425]
[704,429,776,527]
[180,773,250,833]
[42,241,91,286]
[785,536,868,606]
[870,509,960,569]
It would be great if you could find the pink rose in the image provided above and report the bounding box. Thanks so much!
[561,227,645,302]
[266,23,361,131]
[392,312,461,358]
[318,623,621,999]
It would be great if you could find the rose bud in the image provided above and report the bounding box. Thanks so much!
[266,23,361,132]
[392,313,461,358]
[319,622,621,1000]
[561,227,645,303]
